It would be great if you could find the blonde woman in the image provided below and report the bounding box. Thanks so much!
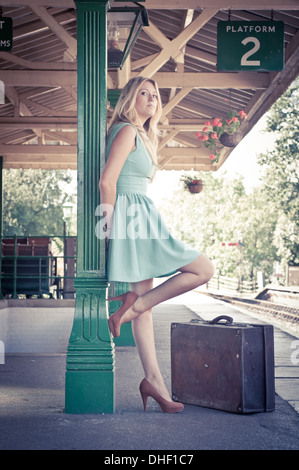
[99,77,214,413]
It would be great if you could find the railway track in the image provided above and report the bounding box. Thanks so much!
[205,293,299,325]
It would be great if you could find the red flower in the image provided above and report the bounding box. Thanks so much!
[205,120,211,126]
[238,110,247,119]
[211,133,217,139]
[211,118,221,126]
[209,154,216,160]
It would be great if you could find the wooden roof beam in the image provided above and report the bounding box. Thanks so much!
[110,0,299,9]
[22,98,77,117]
[143,20,184,64]
[138,8,218,77]
[158,129,179,151]
[0,52,77,70]
[0,117,77,129]
[0,70,76,87]
[153,72,269,89]
[0,70,269,89]
[3,155,76,166]
[1,0,299,9]
[0,144,76,155]
[160,87,193,122]
[159,147,209,158]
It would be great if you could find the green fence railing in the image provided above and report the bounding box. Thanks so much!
[0,235,76,299]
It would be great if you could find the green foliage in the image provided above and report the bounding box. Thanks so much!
[158,172,278,282]
[257,78,299,265]
[3,169,76,236]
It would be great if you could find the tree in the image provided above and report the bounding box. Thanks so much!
[157,171,277,282]
[3,169,76,236]
[257,78,299,265]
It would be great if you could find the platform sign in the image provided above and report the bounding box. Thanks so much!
[217,21,284,71]
[0,17,13,51]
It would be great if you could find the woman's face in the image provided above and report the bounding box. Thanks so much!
[135,81,158,124]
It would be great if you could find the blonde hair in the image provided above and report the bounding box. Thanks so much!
[108,77,162,168]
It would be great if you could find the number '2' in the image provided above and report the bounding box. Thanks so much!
[241,37,261,66]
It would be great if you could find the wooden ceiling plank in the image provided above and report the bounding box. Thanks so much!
[3,155,76,164]
[5,86,20,110]
[22,98,76,116]
[0,116,77,129]
[152,72,269,89]
[43,130,77,145]
[111,0,299,9]
[0,70,76,86]
[160,87,193,121]
[131,53,159,71]
[159,147,208,157]
[0,52,77,70]
[185,45,216,65]
[0,69,268,89]
[30,5,77,61]
[0,130,36,145]
[0,144,76,155]
[1,0,299,8]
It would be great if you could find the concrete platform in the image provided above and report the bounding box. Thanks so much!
[0,292,298,451]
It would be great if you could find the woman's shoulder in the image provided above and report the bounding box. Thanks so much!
[108,122,137,147]
[109,121,137,136]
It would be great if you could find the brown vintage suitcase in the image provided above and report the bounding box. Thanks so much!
[171,316,275,414]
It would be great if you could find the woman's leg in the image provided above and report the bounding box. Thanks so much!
[114,254,214,334]
[130,278,172,401]
[110,254,213,401]
[133,254,214,314]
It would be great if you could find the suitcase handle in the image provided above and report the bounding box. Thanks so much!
[209,315,233,325]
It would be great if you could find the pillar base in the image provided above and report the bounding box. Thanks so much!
[65,277,115,414]
[65,369,114,414]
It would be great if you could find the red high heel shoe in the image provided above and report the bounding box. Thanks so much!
[107,291,138,337]
[139,378,184,413]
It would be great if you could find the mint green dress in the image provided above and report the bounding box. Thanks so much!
[107,122,200,282]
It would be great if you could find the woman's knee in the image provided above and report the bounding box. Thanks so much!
[201,258,215,284]
[181,254,215,284]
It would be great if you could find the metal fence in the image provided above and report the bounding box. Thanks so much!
[0,235,77,299]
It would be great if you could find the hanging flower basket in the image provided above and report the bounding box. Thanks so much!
[180,174,203,194]
[188,183,203,194]
[195,110,247,163]
[219,131,243,148]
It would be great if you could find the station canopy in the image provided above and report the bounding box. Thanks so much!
[0,0,298,171]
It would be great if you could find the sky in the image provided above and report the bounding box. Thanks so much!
[219,113,276,191]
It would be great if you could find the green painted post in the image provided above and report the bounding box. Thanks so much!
[65,0,115,414]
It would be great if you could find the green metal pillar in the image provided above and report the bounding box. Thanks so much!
[65,0,114,414]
